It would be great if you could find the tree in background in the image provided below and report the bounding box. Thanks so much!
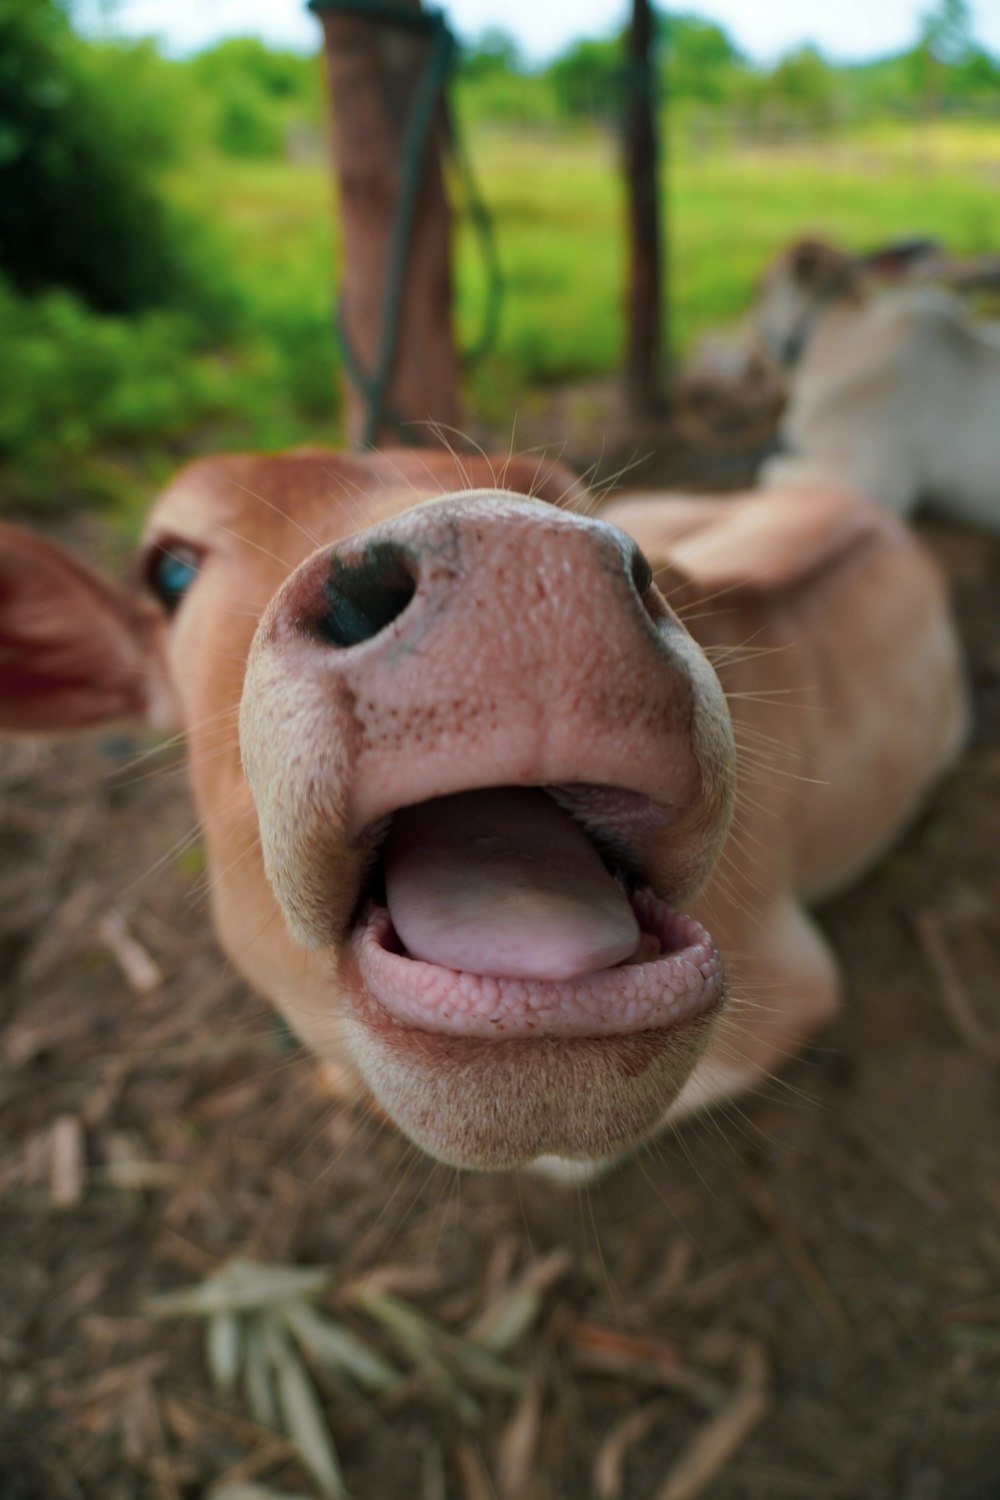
[549,36,623,122]
[452,27,559,125]
[545,13,747,124]
[660,12,743,106]
[907,0,1000,111]
[0,0,195,313]
[763,46,840,133]
[458,28,523,85]
[920,0,975,66]
[454,0,998,131]
[187,38,323,158]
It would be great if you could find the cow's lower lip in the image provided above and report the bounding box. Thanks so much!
[350,888,725,1042]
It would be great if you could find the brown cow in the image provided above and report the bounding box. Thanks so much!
[0,450,967,1176]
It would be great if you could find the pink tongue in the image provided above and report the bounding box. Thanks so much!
[383,788,641,981]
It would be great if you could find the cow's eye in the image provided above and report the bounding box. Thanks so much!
[147,544,201,615]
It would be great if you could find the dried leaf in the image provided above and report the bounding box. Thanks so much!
[451,1437,498,1500]
[49,1113,86,1208]
[594,1399,670,1500]
[422,1441,448,1500]
[148,1258,331,1319]
[471,1285,541,1355]
[496,1365,544,1500]
[282,1299,402,1394]
[211,1486,315,1500]
[445,1338,524,1399]
[97,908,163,994]
[97,1158,182,1190]
[915,908,1000,1060]
[265,1318,348,1500]
[244,1316,279,1429]
[652,1339,769,1500]
[567,1321,723,1410]
[349,1285,481,1424]
[348,1284,439,1352]
[207,1310,242,1395]
[468,1249,572,1355]
[353,1283,522,1398]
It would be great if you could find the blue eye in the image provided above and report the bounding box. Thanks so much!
[148,545,201,614]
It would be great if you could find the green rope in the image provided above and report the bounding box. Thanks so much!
[310,0,502,448]
[449,108,502,369]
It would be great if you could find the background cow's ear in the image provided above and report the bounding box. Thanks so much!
[0,523,171,736]
[605,488,884,612]
[787,238,860,297]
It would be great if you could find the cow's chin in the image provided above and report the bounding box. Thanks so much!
[339,997,720,1171]
[335,902,727,1171]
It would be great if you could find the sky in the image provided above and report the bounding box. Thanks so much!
[81,0,1000,66]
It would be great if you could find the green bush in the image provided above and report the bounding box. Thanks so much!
[188,37,320,104]
[0,266,341,513]
[187,38,324,159]
[0,0,204,313]
[214,75,286,158]
[0,275,209,499]
[548,37,624,123]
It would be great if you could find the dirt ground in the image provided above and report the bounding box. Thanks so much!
[1,410,999,1500]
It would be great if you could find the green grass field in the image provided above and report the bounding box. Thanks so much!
[177,117,1000,434]
[5,118,1000,514]
[460,119,1000,390]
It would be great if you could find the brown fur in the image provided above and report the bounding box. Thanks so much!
[0,453,968,1171]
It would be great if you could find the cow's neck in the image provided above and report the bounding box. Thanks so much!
[780,289,861,370]
[788,293,870,372]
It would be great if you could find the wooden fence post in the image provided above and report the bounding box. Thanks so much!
[623,0,665,418]
[312,0,460,447]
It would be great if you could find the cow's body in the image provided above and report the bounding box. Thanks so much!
[0,451,968,1173]
[756,241,1000,529]
[602,487,967,1123]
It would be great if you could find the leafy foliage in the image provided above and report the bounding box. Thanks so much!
[3,6,1000,516]
[549,37,624,122]
[457,3,999,133]
[186,37,324,158]
[0,264,338,512]
[662,13,744,106]
[0,0,201,313]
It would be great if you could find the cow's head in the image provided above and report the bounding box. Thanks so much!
[0,450,736,1169]
[754,239,863,368]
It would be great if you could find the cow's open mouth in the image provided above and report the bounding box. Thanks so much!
[347,784,725,1043]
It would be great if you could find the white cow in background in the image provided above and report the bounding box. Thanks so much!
[755,239,1000,530]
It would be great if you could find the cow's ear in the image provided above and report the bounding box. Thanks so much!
[0,523,170,736]
[608,488,884,611]
[787,238,857,292]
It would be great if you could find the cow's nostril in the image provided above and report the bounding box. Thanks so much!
[317,541,417,647]
[629,543,653,600]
